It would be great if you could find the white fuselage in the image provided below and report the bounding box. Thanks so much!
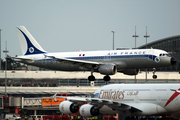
[15,26,176,78]
[95,84,180,116]
[17,49,173,72]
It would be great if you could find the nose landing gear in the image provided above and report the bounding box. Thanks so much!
[152,68,157,79]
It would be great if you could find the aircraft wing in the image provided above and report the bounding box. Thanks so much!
[52,94,142,113]
[86,98,142,113]
[45,55,101,69]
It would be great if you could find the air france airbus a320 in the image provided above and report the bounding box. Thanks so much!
[13,26,176,81]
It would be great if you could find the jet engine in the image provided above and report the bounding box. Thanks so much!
[59,101,79,114]
[79,104,99,117]
[122,69,139,75]
[98,64,117,75]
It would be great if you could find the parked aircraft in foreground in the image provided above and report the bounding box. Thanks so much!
[14,26,176,81]
[53,84,180,118]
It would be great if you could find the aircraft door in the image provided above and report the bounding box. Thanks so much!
[175,96,179,105]
[104,54,111,61]
[42,56,47,65]
[148,50,154,61]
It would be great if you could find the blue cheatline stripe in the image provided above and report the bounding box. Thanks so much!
[18,28,46,55]
[36,54,157,61]
[68,54,156,60]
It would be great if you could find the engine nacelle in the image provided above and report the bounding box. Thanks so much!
[122,69,139,75]
[79,104,99,117]
[59,101,79,114]
[98,64,117,75]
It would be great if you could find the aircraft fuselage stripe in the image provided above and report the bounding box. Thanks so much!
[36,54,157,61]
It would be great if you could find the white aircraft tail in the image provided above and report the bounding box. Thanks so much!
[16,26,46,55]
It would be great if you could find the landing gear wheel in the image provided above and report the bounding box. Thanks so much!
[152,68,157,79]
[88,75,95,81]
[103,75,111,81]
[153,75,157,79]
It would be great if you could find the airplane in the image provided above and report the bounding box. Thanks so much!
[13,26,177,81]
[52,84,180,119]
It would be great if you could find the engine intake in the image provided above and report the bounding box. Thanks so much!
[98,64,117,75]
[80,104,99,117]
[59,101,79,114]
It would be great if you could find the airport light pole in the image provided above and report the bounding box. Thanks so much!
[3,41,8,96]
[132,26,139,49]
[144,26,150,83]
[144,26,150,49]
[111,31,115,50]
[132,26,139,83]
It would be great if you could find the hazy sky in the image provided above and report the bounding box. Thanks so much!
[0,0,180,59]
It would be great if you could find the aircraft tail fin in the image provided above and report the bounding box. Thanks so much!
[16,26,46,55]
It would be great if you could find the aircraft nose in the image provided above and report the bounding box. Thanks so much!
[171,57,177,65]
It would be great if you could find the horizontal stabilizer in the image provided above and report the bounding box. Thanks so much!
[11,57,34,63]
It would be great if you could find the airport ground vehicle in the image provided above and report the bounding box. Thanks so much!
[28,115,70,120]
[28,115,43,120]
[5,114,21,120]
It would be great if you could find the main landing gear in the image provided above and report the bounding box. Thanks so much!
[88,75,95,81]
[152,68,157,79]
[103,75,111,81]
[88,75,111,82]
[88,69,96,81]
[88,67,112,81]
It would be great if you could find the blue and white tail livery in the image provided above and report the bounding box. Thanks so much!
[14,26,177,81]
[16,26,46,55]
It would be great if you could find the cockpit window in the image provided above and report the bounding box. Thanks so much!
[166,54,171,57]
[159,53,171,57]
